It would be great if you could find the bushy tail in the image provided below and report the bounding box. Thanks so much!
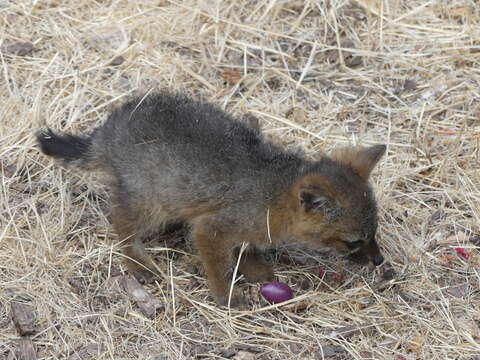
[36,128,95,169]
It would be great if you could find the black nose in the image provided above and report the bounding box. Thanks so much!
[372,254,384,266]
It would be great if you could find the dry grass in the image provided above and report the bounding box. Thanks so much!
[1,0,480,359]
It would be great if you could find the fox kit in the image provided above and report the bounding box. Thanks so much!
[36,92,386,307]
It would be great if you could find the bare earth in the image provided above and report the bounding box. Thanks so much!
[1,1,479,359]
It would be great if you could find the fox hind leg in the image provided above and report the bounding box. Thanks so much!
[111,205,160,283]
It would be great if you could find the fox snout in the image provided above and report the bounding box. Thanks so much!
[347,238,384,267]
[368,239,384,266]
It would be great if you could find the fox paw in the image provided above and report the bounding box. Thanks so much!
[215,290,248,309]
[131,268,156,284]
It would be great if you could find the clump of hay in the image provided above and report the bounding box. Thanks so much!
[1,1,479,359]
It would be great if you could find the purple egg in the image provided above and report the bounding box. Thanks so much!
[260,282,293,304]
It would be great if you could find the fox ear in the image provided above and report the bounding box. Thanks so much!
[352,145,386,180]
[299,189,340,220]
[332,144,386,181]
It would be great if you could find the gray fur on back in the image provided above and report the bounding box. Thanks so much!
[90,93,303,222]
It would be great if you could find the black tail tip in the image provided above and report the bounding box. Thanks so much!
[36,128,91,162]
[35,128,56,154]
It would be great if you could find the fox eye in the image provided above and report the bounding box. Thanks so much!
[346,240,363,249]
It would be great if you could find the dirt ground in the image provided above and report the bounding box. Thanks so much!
[1,0,480,359]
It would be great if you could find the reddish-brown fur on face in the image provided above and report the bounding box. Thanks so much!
[271,169,377,254]
[36,93,386,307]
[278,174,342,241]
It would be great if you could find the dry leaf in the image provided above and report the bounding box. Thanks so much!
[421,84,448,101]
[382,269,395,281]
[315,345,346,358]
[457,318,480,340]
[233,351,256,360]
[444,283,469,298]
[285,107,308,124]
[119,276,163,318]
[12,339,37,360]
[69,344,102,360]
[285,300,310,313]
[403,79,417,91]
[436,231,468,246]
[433,5,473,22]
[470,235,480,246]
[222,68,241,85]
[450,7,473,21]
[448,286,467,298]
[328,324,372,339]
[439,254,455,265]
[88,29,129,52]
[407,335,423,354]
[345,55,363,67]
[1,42,34,56]
[11,301,37,336]
[218,348,237,358]
[110,55,125,66]
[33,0,60,9]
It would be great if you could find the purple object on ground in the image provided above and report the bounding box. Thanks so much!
[260,282,294,304]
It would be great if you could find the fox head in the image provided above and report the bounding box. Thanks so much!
[288,145,386,266]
